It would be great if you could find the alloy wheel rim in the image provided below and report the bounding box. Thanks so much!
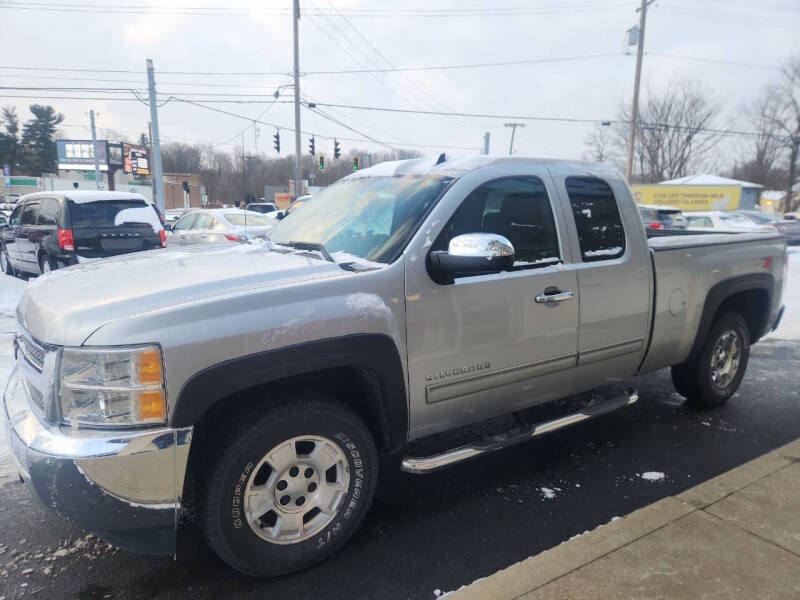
[244,435,350,545]
[42,261,50,273]
[710,330,741,389]
[0,252,6,272]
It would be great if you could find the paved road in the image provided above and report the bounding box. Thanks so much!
[1,338,799,600]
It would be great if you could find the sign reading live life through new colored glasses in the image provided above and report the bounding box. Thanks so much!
[56,140,109,171]
[122,143,150,177]
[631,185,741,211]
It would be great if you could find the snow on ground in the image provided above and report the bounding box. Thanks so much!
[0,274,27,485]
[0,273,26,333]
[639,471,666,482]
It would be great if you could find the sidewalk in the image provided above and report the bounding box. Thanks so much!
[450,439,800,599]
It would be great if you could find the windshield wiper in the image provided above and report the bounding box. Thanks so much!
[279,240,335,263]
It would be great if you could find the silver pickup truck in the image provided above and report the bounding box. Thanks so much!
[3,157,787,576]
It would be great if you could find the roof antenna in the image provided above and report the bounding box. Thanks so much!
[435,153,446,165]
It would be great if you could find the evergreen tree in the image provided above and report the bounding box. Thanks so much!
[19,104,64,175]
[138,132,149,147]
[0,106,19,173]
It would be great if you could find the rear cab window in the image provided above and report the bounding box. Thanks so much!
[565,176,625,261]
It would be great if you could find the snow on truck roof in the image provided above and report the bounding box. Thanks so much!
[346,155,622,179]
[19,190,150,204]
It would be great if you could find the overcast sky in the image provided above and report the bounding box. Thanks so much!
[1,0,798,164]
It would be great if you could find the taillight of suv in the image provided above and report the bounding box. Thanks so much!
[58,229,75,252]
[159,229,167,248]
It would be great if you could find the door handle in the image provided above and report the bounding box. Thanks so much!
[200,234,207,238]
[179,235,186,239]
[535,290,575,304]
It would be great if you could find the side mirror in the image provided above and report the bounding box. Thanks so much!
[427,233,515,284]
[276,211,286,220]
[163,223,172,232]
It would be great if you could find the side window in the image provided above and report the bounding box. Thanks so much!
[688,216,712,228]
[172,214,196,231]
[37,198,59,226]
[565,177,625,261]
[192,214,213,229]
[433,176,561,268]
[21,202,40,226]
[9,205,23,226]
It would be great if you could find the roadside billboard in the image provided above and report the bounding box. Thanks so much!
[122,143,150,176]
[56,140,109,171]
[631,185,741,211]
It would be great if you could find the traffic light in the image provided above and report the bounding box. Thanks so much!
[308,136,315,156]
[273,131,280,153]
[318,154,326,172]
[352,155,360,171]
[334,139,341,159]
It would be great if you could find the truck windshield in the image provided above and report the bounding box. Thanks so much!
[269,174,454,263]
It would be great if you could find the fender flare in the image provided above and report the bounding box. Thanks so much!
[687,272,774,360]
[171,333,408,453]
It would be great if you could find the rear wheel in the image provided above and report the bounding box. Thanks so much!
[671,311,750,408]
[199,396,378,577]
[39,254,57,274]
[0,246,12,275]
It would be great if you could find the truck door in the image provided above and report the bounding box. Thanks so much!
[557,174,651,381]
[404,172,580,439]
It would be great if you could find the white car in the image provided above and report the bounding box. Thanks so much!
[685,211,771,233]
[165,208,275,246]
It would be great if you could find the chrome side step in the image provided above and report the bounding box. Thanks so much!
[401,387,638,474]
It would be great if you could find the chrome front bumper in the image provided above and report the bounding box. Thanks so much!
[2,367,192,556]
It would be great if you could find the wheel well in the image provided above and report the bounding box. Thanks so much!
[717,288,770,342]
[181,365,388,521]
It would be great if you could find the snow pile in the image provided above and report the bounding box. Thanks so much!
[768,246,799,341]
[0,273,26,332]
[639,471,666,482]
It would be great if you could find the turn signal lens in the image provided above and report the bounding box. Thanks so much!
[139,390,166,421]
[138,349,162,384]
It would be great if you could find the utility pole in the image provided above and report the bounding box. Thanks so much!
[292,0,302,199]
[505,123,525,155]
[483,132,491,155]
[625,0,654,182]
[146,59,165,213]
[89,109,102,189]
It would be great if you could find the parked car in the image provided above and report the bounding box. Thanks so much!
[0,191,165,276]
[737,210,800,245]
[246,202,277,214]
[637,204,688,230]
[3,156,786,577]
[165,208,275,246]
[685,210,769,233]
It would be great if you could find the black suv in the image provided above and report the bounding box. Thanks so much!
[1,191,165,276]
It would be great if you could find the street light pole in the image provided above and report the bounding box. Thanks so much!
[625,0,653,182]
[146,59,165,213]
[89,109,102,189]
[292,0,302,199]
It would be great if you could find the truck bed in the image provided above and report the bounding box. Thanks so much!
[640,232,787,373]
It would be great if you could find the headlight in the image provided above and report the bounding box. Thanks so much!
[58,344,166,427]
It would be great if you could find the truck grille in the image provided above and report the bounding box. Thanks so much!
[17,332,45,372]
[24,376,45,414]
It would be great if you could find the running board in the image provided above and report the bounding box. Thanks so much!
[401,387,638,474]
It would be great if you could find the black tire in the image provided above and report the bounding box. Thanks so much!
[0,245,12,275]
[671,311,750,408]
[199,395,378,577]
[39,254,58,274]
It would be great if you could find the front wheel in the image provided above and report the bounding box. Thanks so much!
[199,396,378,577]
[671,311,750,408]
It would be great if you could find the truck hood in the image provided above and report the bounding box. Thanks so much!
[17,243,347,346]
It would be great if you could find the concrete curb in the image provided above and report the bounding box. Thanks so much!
[448,438,800,600]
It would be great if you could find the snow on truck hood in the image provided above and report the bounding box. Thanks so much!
[17,242,351,346]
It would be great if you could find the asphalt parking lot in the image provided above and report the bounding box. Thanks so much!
[1,336,798,599]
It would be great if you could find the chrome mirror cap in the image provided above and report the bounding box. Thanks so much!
[448,233,514,259]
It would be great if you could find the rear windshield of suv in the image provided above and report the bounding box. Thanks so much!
[69,199,161,232]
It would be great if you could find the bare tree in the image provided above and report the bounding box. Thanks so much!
[729,92,787,189]
[605,80,722,182]
[160,142,202,173]
[771,56,800,211]
[582,125,613,163]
